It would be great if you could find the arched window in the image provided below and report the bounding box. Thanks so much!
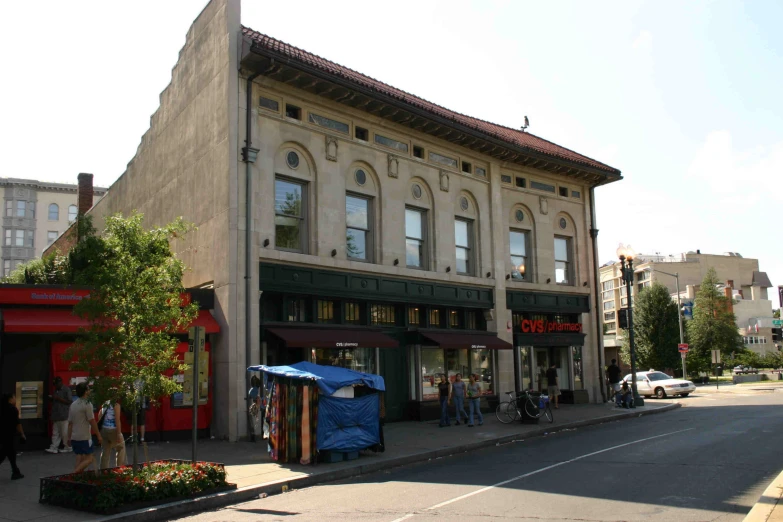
[68,205,77,223]
[48,203,59,221]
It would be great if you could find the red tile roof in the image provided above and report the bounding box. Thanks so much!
[242,27,620,175]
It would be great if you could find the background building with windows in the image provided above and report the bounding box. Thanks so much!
[600,250,776,364]
[46,0,621,440]
[1,177,106,277]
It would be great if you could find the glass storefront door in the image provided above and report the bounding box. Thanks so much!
[532,347,572,391]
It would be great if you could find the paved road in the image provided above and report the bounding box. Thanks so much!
[175,391,783,521]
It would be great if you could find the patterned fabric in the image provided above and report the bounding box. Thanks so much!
[300,385,311,465]
[287,382,298,462]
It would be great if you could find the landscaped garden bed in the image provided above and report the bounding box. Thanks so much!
[40,459,235,514]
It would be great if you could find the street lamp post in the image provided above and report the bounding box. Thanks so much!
[653,268,686,379]
[617,243,644,407]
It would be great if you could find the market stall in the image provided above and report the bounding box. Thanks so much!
[247,361,385,464]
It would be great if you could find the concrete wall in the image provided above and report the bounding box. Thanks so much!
[85,0,242,440]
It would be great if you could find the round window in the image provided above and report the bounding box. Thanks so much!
[355,169,367,186]
[460,197,469,211]
[559,217,567,229]
[412,184,422,199]
[286,151,300,169]
[515,209,524,222]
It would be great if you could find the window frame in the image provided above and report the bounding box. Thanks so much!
[48,203,59,221]
[509,229,530,282]
[274,176,308,254]
[405,206,428,270]
[47,231,58,245]
[16,200,26,218]
[454,218,474,276]
[68,205,78,223]
[346,192,373,263]
[14,230,24,247]
[554,236,573,285]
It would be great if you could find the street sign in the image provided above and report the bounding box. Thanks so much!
[711,349,721,364]
[773,319,782,327]
[678,343,689,353]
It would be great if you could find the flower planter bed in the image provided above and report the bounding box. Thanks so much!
[39,459,236,515]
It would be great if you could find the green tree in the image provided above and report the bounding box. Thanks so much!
[774,309,780,319]
[621,283,682,372]
[66,212,197,469]
[685,268,743,374]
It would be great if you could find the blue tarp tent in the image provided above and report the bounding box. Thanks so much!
[248,362,385,453]
[247,361,385,396]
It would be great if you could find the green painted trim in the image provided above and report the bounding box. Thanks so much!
[506,290,590,314]
[260,263,494,308]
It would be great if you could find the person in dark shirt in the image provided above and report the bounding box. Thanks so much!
[606,359,622,401]
[438,374,451,428]
[545,364,560,409]
[0,393,26,480]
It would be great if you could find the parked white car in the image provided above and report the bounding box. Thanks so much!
[622,370,696,399]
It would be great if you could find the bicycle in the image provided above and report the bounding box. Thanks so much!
[495,390,553,424]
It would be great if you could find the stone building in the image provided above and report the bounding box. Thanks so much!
[2,176,106,276]
[46,0,621,440]
[600,251,775,363]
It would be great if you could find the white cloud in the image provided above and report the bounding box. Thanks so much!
[632,30,653,50]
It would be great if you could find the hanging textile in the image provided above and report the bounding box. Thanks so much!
[300,385,311,465]
[287,382,298,462]
[268,381,280,461]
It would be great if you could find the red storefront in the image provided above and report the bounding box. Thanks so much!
[0,285,220,449]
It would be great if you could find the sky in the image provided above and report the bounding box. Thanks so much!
[0,0,780,307]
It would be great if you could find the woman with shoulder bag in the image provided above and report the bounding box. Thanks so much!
[99,397,126,469]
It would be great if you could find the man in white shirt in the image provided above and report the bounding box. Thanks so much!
[66,383,102,473]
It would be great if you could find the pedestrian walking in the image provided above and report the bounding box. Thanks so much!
[466,374,483,427]
[67,383,102,474]
[438,374,451,427]
[606,359,622,401]
[449,373,468,425]
[0,393,26,480]
[99,397,126,469]
[546,363,560,409]
[46,376,72,454]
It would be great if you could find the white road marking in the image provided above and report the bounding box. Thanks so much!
[388,427,694,522]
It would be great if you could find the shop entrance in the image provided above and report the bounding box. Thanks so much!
[533,347,569,392]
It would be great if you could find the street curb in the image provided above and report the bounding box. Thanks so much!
[744,469,783,522]
[100,403,681,522]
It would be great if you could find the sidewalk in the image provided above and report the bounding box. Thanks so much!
[744,469,783,521]
[0,400,678,522]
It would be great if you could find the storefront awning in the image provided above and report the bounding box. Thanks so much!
[266,327,398,349]
[418,331,512,350]
[1,309,221,334]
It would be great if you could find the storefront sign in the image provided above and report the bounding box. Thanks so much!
[520,319,582,334]
[336,342,359,347]
[0,288,92,305]
[470,344,487,349]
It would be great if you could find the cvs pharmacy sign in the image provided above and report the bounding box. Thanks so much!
[520,319,582,334]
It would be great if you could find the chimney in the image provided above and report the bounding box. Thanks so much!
[696,249,701,254]
[77,173,94,216]
[724,287,734,315]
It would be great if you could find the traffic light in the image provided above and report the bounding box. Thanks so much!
[618,308,628,329]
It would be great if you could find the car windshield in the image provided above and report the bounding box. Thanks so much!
[647,372,671,381]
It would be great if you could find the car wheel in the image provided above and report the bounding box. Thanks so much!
[655,387,666,399]
[680,393,690,397]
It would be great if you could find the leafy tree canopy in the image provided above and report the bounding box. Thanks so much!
[685,268,743,374]
[621,282,682,372]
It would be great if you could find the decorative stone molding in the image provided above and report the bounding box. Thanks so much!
[387,155,399,178]
[539,196,549,215]
[439,170,449,192]
[325,136,338,162]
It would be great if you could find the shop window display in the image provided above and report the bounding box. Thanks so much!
[314,348,377,374]
[421,347,494,400]
[572,346,584,390]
